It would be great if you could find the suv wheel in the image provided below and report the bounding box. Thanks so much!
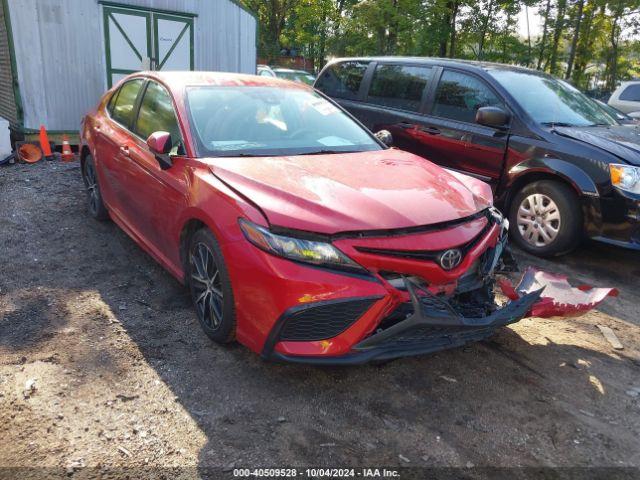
[509,180,582,257]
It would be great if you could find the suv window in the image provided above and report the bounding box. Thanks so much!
[620,84,640,102]
[368,64,432,112]
[134,81,182,147]
[432,70,502,123]
[315,61,369,100]
[110,79,144,127]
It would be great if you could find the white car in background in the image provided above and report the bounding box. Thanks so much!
[608,80,640,118]
[257,64,276,77]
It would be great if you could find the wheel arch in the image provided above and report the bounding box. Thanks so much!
[179,217,208,284]
[503,158,598,211]
[176,206,244,285]
[80,145,91,173]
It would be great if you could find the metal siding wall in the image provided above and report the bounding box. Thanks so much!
[9,0,105,131]
[0,0,18,125]
[97,0,256,73]
[9,0,256,131]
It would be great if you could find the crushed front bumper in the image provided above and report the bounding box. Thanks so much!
[248,207,614,365]
[268,277,542,365]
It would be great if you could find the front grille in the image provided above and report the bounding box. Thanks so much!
[353,220,492,263]
[279,297,379,341]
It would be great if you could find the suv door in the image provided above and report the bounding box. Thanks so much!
[421,68,509,185]
[356,62,434,154]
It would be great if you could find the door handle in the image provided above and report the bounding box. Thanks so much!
[419,126,441,135]
[397,122,415,129]
[119,145,130,157]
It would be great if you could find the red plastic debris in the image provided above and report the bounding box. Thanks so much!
[499,267,618,318]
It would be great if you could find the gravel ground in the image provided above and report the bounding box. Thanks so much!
[1,161,639,479]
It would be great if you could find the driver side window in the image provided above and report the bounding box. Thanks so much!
[134,81,183,154]
[432,70,502,124]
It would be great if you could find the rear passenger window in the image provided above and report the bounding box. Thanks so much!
[368,64,432,112]
[620,84,640,102]
[107,89,120,115]
[110,79,144,128]
[432,70,502,123]
[315,61,369,100]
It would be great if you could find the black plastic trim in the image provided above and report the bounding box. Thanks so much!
[354,219,492,262]
[261,295,384,359]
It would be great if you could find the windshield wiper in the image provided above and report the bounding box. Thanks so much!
[214,152,275,158]
[541,122,576,128]
[298,149,362,155]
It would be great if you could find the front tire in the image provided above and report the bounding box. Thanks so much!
[509,180,582,257]
[188,228,236,344]
[81,154,109,221]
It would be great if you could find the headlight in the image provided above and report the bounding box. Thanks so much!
[610,164,640,194]
[238,219,364,272]
[489,207,509,238]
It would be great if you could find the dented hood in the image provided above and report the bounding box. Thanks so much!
[209,150,490,234]
[554,125,640,166]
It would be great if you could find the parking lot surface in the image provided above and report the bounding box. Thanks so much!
[1,162,639,477]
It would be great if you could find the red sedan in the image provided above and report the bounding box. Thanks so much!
[79,71,540,364]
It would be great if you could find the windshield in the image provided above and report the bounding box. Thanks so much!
[187,86,381,157]
[487,69,619,127]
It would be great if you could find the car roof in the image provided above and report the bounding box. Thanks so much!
[326,56,548,76]
[126,70,310,94]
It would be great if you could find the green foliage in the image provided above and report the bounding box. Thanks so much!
[240,0,640,92]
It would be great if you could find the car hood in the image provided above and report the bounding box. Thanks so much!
[209,149,490,234]
[554,125,640,166]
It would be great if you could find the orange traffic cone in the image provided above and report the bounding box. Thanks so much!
[61,135,74,162]
[39,125,54,161]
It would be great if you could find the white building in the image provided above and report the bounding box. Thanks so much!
[0,0,257,143]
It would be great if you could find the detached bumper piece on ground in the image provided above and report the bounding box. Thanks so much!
[499,267,619,318]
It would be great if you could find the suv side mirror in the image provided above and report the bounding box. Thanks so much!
[146,131,173,170]
[375,129,393,147]
[476,106,510,129]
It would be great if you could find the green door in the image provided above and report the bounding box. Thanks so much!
[153,13,194,71]
[103,6,194,88]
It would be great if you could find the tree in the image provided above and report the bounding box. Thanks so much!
[536,0,552,69]
[242,0,640,91]
[565,0,585,79]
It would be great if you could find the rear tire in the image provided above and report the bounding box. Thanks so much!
[188,228,236,344]
[508,180,582,257]
[81,154,109,221]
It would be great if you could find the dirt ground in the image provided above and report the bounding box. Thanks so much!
[1,161,639,479]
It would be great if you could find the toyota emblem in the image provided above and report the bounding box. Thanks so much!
[439,249,462,270]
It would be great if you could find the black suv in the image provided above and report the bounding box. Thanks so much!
[314,57,640,256]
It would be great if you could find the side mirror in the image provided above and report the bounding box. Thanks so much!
[476,106,510,129]
[375,129,393,147]
[146,131,173,169]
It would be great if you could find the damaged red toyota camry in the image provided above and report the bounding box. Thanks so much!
[80,71,543,364]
